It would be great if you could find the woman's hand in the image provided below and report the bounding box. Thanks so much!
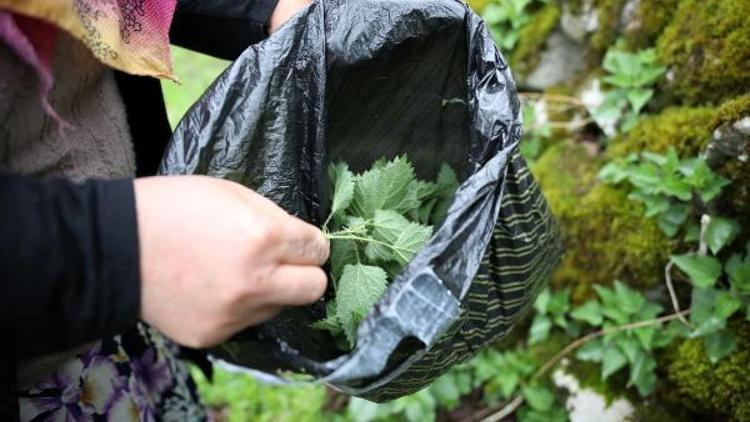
[269,0,312,33]
[134,175,329,348]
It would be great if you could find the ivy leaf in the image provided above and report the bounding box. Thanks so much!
[576,339,604,362]
[690,287,718,327]
[705,216,740,255]
[571,300,604,326]
[529,314,552,345]
[671,254,723,288]
[614,281,646,315]
[533,288,552,314]
[629,349,657,396]
[595,285,629,324]
[328,163,355,218]
[726,251,750,291]
[703,330,737,364]
[626,88,653,113]
[601,344,627,380]
[352,156,416,218]
[714,290,742,320]
[522,385,555,412]
[614,334,641,363]
[657,203,690,237]
[336,264,388,341]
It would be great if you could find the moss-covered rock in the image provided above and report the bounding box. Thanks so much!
[532,141,672,301]
[656,0,750,105]
[710,94,750,215]
[511,4,561,77]
[588,0,627,54]
[606,106,717,159]
[666,319,750,421]
[622,0,679,50]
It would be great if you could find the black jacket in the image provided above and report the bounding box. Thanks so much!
[0,0,279,418]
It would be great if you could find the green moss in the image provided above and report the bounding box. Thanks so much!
[656,0,750,104]
[606,107,717,159]
[467,0,489,14]
[532,141,600,218]
[712,94,750,215]
[667,319,750,421]
[533,142,672,302]
[589,0,627,54]
[713,93,750,128]
[622,0,679,50]
[510,4,561,77]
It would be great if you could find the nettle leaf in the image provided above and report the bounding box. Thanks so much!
[328,163,355,218]
[614,334,641,363]
[626,88,653,113]
[629,349,657,396]
[522,384,555,412]
[705,216,740,255]
[595,285,630,324]
[336,264,388,343]
[726,250,750,291]
[533,288,552,314]
[671,254,723,288]
[352,155,416,218]
[571,300,604,326]
[714,290,742,320]
[576,339,605,362]
[614,281,646,315]
[657,203,690,237]
[703,330,737,364]
[529,314,552,345]
[599,161,629,184]
[601,344,627,380]
[330,239,358,281]
[366,210,433,265]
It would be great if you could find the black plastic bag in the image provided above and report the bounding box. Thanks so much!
[159,0,562,402]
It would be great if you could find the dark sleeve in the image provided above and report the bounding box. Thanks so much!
[0,172,141,359]
[170,0,280,60]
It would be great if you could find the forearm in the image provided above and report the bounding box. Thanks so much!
[0,172,140,359]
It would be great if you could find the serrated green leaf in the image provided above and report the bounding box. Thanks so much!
[634,327,657,350]
[595,285,630,324]
[336,264,388,344]
[703,330,737,364]
[365,210,432,264]
[657,203,690,237]
[330,239,358,281]
[571,300,604,326]
[690,287,718,327]
[533,288,552,314]
[352,156,416,218]
[328,163,355,218]
[522,385,555,412]
[576,339,605,362]
[615,334,641,363]
[715,290,742,320]
[671,254,723,288]
[614,281,646,315]
[705,216,740,255]
[691,316,726,338]
[493,370,521,399]
[726,252,750,291]
[629,349,657,396]
[602,344,628,380]
[627,88,653,113]
[529,314,552,345]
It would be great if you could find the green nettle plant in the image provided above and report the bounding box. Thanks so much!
[313,156,458,349]
[481,0,536,52]
[590,47,666,135]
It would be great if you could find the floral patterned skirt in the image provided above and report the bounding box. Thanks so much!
[17,323,208,421]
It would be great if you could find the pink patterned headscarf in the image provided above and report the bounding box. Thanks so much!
[0,0,177,121]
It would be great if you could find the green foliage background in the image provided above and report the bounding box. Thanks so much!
[162,0,750,419]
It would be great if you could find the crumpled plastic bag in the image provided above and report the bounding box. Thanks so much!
[159,0,562,402]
